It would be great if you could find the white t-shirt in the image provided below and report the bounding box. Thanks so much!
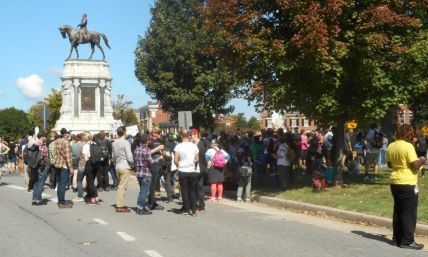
[276,143,289,167]
[82,143,90,158]
[174,142,199,173]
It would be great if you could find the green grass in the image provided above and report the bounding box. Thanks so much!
[253,167,428,223]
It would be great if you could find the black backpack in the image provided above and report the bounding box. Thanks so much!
[24,144,42,169]
[371,130,384,149]
[90,143,105,164]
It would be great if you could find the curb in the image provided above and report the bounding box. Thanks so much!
[251,195,428,236]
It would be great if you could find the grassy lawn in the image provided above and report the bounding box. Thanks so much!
[253,167,428,224]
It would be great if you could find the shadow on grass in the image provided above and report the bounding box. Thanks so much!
[253,167,391,197]
[351,230,394,246]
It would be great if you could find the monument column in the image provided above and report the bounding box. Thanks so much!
[73,79,80,117]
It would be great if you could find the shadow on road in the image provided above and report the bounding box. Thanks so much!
[351,230,394,245]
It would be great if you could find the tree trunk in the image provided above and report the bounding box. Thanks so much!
[334,119,346,187]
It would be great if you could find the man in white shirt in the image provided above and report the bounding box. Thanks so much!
[174,130,199,216]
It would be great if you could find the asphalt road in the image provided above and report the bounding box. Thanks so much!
[0,173,427,257]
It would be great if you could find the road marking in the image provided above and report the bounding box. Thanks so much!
[6,185,26,190]
[42,193,52,197]
[116,232,135,242]
[144,250,164,257]
[49,198,58,203]
[93,218,108,225]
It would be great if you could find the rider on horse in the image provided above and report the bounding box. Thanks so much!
[77,14,87,43]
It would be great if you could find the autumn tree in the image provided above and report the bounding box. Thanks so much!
[207,0,428,185]
[112,94,139,126]
[135,0,240,129]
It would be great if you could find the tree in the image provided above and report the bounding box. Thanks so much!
[207,1,428,185]
[235,113,247,130]
[112,94,138,126]
[27,89,62,132]
[135,0,240,129]
[247,116,261,131]
[0,107,32,140]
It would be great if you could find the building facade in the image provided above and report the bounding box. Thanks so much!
[138,101,176,133]
[260,111,318,132]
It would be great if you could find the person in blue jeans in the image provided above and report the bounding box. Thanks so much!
[54,128,73,208]
[31,132,49,206]
[133,134,155,215]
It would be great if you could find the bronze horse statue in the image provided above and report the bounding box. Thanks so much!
[59,25,111,60]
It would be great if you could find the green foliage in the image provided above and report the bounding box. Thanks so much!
[235,113,247,130]
[27,89,62,132]
[112,94,139,126]
[135,0,240,129]
[206,1,428,124]
[0,107,32,140]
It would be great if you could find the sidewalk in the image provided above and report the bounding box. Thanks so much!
[250,194,428,236]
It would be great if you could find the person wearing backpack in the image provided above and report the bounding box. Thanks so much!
[205,139,230,202]
[95,131,112,192]
[29,132,49,206]
[364,123,383,181]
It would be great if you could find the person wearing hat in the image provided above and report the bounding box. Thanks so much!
[54,128,73,208]
[30,132,48,206]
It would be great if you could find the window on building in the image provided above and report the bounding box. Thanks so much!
[409,111,413,124]
[303,118,309,127]
[296,118,300,127]
[266,119,273,128]
[291,119,297,127]
[400,111,405,125]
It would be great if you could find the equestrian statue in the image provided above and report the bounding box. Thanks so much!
[59,14,111,60]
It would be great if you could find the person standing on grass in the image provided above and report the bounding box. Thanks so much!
[387,124,425,250]
[112,126,134,213]
[174,130,199,216]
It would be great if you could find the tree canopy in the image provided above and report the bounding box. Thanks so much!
[206,1,428,126]
[0,107,32,140]
[112,94,139,126]
[135,0,240,129]
[27,89,62,132]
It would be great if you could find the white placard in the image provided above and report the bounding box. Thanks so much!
[126,125,139,137]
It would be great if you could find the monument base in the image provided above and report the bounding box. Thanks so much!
[54,60,115,135]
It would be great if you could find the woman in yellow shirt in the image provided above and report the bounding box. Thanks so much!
[387,124,426,250]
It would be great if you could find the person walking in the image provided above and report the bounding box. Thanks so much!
[387,124,425,250]
[30,132,48,206]
[174,130,199,216]
[82,132,101,204]
[112,126,134,213]
[206,139,230,202]
[54,128,73,208]
[0,137,10,183]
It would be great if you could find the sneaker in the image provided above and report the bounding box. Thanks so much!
[73,197,84,202]
[217,197,222,202]
[196,208,205,213]
[150,204,165,211]
[399,242,424,250]
[237,197,243,202]
[138,208,152,215]
[58,203,73,209]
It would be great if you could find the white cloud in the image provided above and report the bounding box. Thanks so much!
[16,74,44,99]
[48,67,63,76]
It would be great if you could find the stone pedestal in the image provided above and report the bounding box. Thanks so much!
[54,60,115,134]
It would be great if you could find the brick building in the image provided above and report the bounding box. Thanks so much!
[138,101,175,133]
[260,111,318,132]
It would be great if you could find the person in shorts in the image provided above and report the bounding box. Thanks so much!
[364,123,381,181]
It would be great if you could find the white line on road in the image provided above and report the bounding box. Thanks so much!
[116,232,135,242]
[144,250,164,257]
[93,218,108,225]
[6,185,25,190]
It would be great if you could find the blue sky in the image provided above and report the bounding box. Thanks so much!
[0,0,257,119]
